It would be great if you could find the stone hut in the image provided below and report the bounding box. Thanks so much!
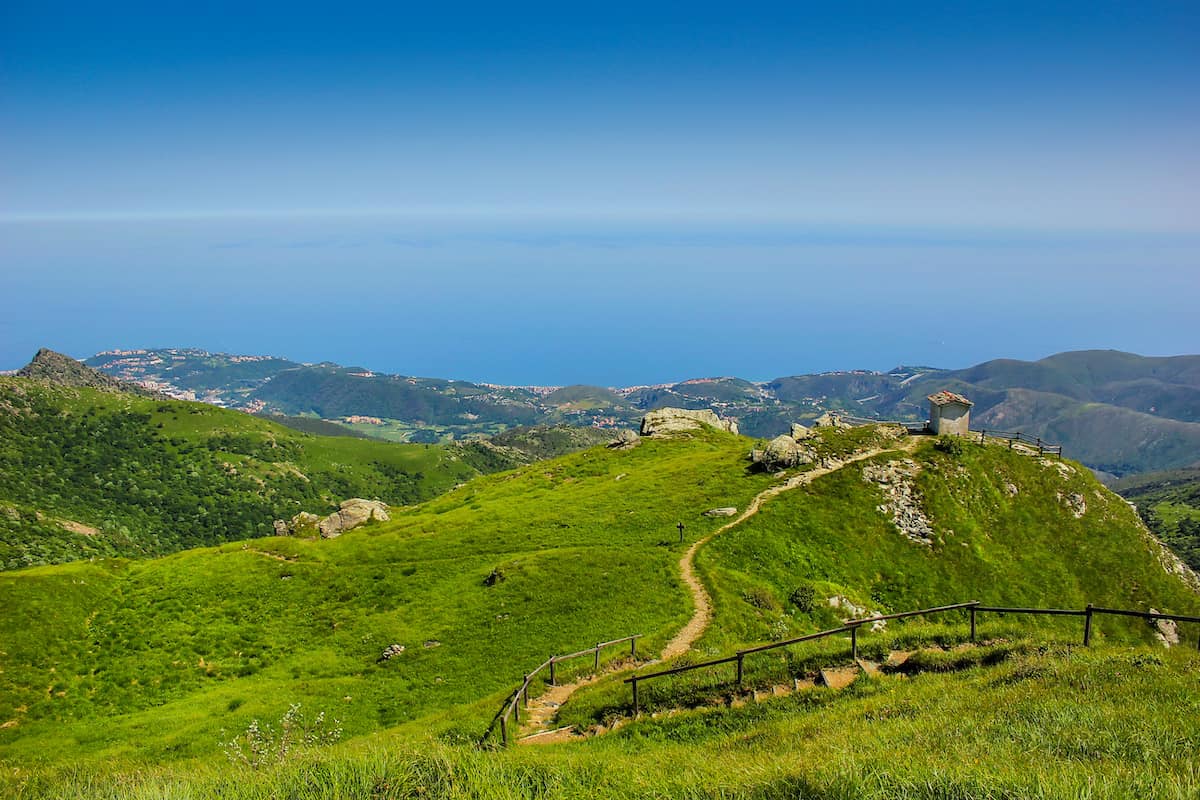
[928,390,973,436]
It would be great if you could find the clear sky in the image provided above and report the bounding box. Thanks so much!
[1,1,1197,383]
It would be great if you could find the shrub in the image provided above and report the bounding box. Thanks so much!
[742,586,779,611]
[933,435,964,456]
[788,584,816,612]
[220,703,342,769]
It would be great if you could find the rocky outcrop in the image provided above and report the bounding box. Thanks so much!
[1058,491,1087,518]
[862,459,935,546]
[378,643,406,661]
[790,423,814,440]
[812,412,852,429]
[1150,609,1180,647]
[275,499,389,539]
[15,348,162,397]
[608,429,641,450]
[640,408,739,437]
[702,507,738,517]
[750,434,815,471]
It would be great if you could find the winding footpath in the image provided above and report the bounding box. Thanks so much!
[518,438,915,744]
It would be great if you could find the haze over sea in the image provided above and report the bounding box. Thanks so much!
[2,1,1197,384]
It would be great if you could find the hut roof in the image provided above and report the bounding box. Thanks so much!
[927,390,973,407]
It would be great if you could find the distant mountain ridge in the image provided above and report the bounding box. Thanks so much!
[81,346,1200,476]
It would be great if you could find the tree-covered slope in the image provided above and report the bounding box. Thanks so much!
[1115,467,1200,571]
[0,378,505,569]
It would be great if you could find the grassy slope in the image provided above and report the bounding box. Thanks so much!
[557,437,1199,726]
[0,379,490,568]
[13,645,1200,799]
[3,428,1199,798]
[0,429,775,768]
[698,439,1198,652]
[1115,468,1200,570]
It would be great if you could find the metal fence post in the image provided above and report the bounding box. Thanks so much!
[500,714,508,746]
[1083,604,1094,646]
[970,606,977,643]
[736,653,744,687]
[632,677,640,716]
[631,636,637,660]
[513,695,520,723]
[549,657,556,685]
[851,626,858,660]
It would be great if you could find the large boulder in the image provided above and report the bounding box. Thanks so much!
[319,498,390,538]
[607,429,641,450]
[752,434,814,471]
[812,412,852,429]
[640,408,739,437]
[790,423,814,440]
[276,500,389,539]
[702,507,738,518]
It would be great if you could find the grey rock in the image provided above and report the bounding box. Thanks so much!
[640,407,739,437]
[279,501,388,539]
[702,507,738,517]
[1150,608,1180,647]
[608,429,641,449]
[753,434,814,471]
[790,423,814,440]
[378,643,406,661]
[813,412,852,429]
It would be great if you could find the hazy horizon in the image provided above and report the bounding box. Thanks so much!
[2,2,1197,383]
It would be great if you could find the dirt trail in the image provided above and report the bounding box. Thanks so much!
[660,441,914,660]
[517,437,915,744]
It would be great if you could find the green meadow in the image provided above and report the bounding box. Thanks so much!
[1,413,1198,799]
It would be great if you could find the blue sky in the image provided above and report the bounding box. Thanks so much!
[1,2,1197,382]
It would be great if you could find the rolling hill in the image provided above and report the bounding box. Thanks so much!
[0,354,536,570]
[1,418,1197,798]
[82,347,1200,475]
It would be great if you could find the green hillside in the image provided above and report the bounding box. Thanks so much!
[541,385,627,409]
[0,429,777,767]
[0,378,509,569]
[1,423,1197,798]
[86,347,1200,475]
[1115,468,1200,571]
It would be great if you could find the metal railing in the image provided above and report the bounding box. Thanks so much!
[481,634,641,746]
[974,429,1063,456]
[624,601,1198,715]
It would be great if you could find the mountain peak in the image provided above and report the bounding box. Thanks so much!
[16,348,156,395]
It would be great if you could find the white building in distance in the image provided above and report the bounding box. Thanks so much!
[928,390,973,435]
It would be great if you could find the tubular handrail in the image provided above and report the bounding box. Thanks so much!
[482,634,642,747]
[976,605,1085,616]
[845,600,979,626]
[620,599,1200,718]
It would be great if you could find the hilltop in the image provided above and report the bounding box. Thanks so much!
[0,374,526,570]
[16,348,158,396]
[82,347,1200,476]
[1,420,1196,798]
